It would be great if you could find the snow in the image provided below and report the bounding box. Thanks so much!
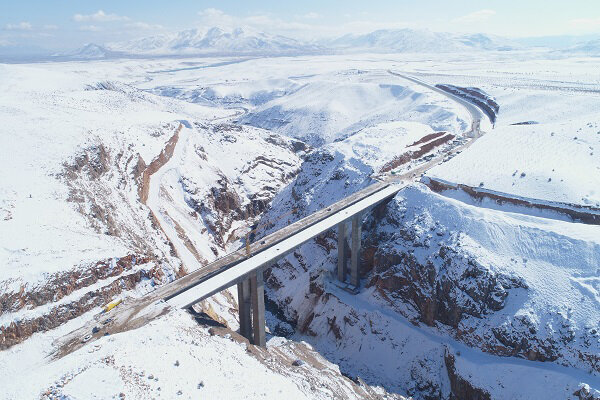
[2,49,600,399]
[241,70,470,146]
[0,311,337,400]
[263,181,600,398]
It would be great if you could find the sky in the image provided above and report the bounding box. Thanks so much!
[1,0,600,53]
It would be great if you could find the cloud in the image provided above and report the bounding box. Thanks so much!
[126,21,164,30]
[73,10,129,23]
[5,22,32,31]
[452,9,496,24]
[43,25,58,30]
[197,8,236,27]
[79,25,102,32]
[302,12,322,20]
[195,7,411,38]
[568,17,600,32]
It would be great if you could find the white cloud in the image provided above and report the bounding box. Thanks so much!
[126,21,164,30]
[452,9,496,24]
[302,12,322,20]
[5,22,32,31]
[73,10,129,23]
[43,25,58,30]
[194,8,414,39]
[197,8,236,27]
[79,25,102,32]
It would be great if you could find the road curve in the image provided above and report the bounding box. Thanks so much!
[382,71,486,184]
[387,70,483,137]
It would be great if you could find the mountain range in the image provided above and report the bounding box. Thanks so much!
[59,26,599,60]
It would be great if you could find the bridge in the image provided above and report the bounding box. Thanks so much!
[166,183,402,346]
[54,71,484,356]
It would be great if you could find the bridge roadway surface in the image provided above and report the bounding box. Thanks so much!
[54,71,484,357]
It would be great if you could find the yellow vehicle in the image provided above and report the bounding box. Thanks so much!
[103,299,122,313]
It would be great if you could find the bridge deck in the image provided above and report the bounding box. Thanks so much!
[167,184,402,308]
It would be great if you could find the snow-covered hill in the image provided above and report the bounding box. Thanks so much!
[328,29,519,53]
[109,27,322,55]
[564,39,600,56]
[59,43,124,60]
[241,70,470,146]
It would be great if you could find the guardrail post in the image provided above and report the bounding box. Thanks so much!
[337,222,347,282]
[237,279,252,342]
[351,213,362,288]
[250,268,266,347]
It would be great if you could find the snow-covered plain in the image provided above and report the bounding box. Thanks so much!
[422,58,600,210]
[1,50,600,399]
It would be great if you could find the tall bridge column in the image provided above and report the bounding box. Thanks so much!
[350,213,362,288]
[250,268,266,347]
[237,279,252,341]
[337,222,347,282]
[236,270,266,347]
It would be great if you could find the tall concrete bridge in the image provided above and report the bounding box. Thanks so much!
[166,183,402,346]
[164,71,487,345]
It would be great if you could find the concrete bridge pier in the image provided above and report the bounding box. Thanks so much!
[250,268,266,347]
[337,222,347,282]
[236,268,266,347]
[350,213,362,287]
[237,279,252,340]
[337,213,362,289]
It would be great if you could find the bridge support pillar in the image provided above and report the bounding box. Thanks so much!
[337,222,347,282]
[237,279,252,341]
[350,213,362,288]
[237,269,266,347]
[250,268,266,347]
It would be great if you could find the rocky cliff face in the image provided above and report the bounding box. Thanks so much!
[361,187,600,374]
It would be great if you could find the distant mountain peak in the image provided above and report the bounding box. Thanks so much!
[59,43,121,60]
[108,26,321,56]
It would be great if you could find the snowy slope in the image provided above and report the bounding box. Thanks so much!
[1,310,403,399]
[3,51,600,399]
[426,67,600,210]
[564,39,600,56]
[241,70,470,146]
[0,63,214,288]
